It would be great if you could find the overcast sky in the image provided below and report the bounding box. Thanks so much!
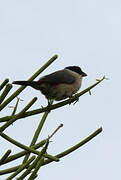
[0,0,121,179]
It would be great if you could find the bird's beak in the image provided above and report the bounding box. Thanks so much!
[82,72,87,77]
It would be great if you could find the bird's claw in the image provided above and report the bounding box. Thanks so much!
[47,100,53,112]
[73,97,79,105]
[69,96,79,105]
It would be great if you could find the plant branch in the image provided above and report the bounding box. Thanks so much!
[0,131,59,162]
[22,109,51,164]
[0,165,20,175]
[1,124,63,166]
[0,127,102,175]
[0,84,12,104]
[0,140,46,165]
[48,123,63,139]
[43,127,102,166]
[0,54,58,111]
[0,97,37,132]
[0,150,11,165]
[17,140,49,180]
[0,76,105,122]
[11,97,20,116]
[0,79,9,91]
[0,132,44,156]
[28,158,44,180]
[6,156,35,180]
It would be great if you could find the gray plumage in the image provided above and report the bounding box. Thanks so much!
[13,66,87,102]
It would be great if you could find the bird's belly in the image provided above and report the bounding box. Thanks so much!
[53,82,81,101]
[40,80,82,101]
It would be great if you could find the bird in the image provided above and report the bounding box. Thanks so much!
[12,66,87,105]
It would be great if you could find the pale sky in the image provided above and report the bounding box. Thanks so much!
[0,0,121,179]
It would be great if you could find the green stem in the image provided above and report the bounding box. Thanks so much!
[6,156,35,180]
[0,150,11,165]
[0,84,12,104]
[0,132,42,155]
[0,76,105,122]
[11,97,20,116]
[43,127,103,166]
[2,124,62,165]
[0,132,58,162]
[0,97,37,132]
[0,55,58,111]
[0,165,20,175]
[23,103,51,163]
[17,140,49,180]
[44,153,59,162]
[28,158,44,180]
[0,125,62,165]
[0,79,9,91]
[1,139,46,165]
[0,127,102,175]
[48,123,63,139]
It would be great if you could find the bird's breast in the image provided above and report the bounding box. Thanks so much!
[39,76,82,101]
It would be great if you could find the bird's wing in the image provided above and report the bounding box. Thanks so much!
[38,69,75,85]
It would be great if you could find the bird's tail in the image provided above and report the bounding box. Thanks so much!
[12,81,38,89]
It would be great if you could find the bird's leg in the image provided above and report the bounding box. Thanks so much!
[45,100,51,113]
[47,99,51,107]
[47,99,54,112]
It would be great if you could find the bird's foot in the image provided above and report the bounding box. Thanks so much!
[73,97,79,105]
[69,96,79,105]
[47,100,53,112]
[47,100,51,107]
